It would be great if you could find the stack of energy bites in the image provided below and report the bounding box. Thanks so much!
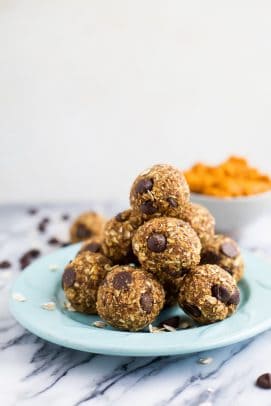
[62,164,244,331]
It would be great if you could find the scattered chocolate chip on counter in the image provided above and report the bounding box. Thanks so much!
[61,214,70,221]
[256,373,271,389]
[0,260,11,269]
[19,249,41,270]
[27,208,38,215]
[47,237,61,245]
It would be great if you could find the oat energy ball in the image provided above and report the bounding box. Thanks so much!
[70,211,106,243]
[180,203,215,248]
[102,209,141,263]
[201,235,244,282]
[178,264,240,324]
[132,217,201,277]
[62,251,112,314]
[97,265,165,331]
[130,164,190,220]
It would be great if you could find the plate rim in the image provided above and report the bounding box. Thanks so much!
[9,246,271,356]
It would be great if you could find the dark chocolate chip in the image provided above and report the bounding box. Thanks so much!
[140,201,157,215]
[48,237,61,245]
[38,218,49,233]
[220,241,239,258]
[28,208,38,215]
[140,292,153,313]
[211,284,231,303]
[227,288,240,305]
[61,214,70,221]
[201,251,221,265]
[113,271,132,290]
[256,373,271,389]
[62,268,75,288]
[115,211,130,222]
[182,302,202,318]
[147,233,167,253]
[135,178,153,194]
[19,249,41,270]
[81,242,101,253]
[0,260,11,269]
[76,224,91,239]
[158,316,180,329]
[167,197,178,208]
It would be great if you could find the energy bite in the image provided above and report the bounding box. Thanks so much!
[97,265,165,331]
[62,251,112,314]
[178,264,240,324]
[102,209,142,263]
[132,217,201,277]
[70,211,106,243]
[130,164,190,220]
[201,234,244,282]
[180,203,215,248]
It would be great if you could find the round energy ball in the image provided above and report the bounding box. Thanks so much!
[97,265,165,331]
[130,164,190,220]
[200,234,244,282]
[178,264,240,324]
[70,211,106,243]
[62,251,112,314]
[132,217,201,277]
[102,209,142,263]
[180,203,215,248]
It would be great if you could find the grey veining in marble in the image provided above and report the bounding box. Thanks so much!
[1,204,271,406]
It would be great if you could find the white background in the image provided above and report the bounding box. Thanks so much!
[1,0,271,204]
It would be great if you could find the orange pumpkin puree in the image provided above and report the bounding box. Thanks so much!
[185,156,271,197]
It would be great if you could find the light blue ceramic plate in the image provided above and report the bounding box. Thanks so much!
[9,245,271,356]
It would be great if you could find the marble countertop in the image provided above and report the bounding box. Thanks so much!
[1,204,271,406]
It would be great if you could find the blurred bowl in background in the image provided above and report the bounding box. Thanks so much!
[191,191,271,237]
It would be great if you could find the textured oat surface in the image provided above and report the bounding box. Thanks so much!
[70,211,106,243]
[132,217,201,276]
[201,234,244,282]
[63,251,112,314]
[97,265,165,331]
[179,264,240,324]
[130,164,190,220]
[180,202,215,248]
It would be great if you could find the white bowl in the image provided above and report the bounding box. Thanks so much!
[191,191,271,237]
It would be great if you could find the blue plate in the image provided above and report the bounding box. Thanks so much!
[9,245,271,356]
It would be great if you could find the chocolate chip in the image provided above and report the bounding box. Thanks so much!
[256,373,271,389]
[81,242,101,253]
[48,237,61,245]
[140,292,153,313]
[158,316,180,329]
[19,249,41,270]
[201,251,221,265]
[62,268,75,288]
[61,214,70,221]
[76,224,91,239]
[115,211,130,222]
[113,271,132,290]
[135,178,153,194]
[220,241,239,258]
[28,208,38,215]
[0,260,11,269]
[167,197,178,208]
[147,233,167,253]
[140,201,157,215]
[38,218,49,233]
[211,284,231,303]
[182,303,202,318]
[227,288,240,305]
